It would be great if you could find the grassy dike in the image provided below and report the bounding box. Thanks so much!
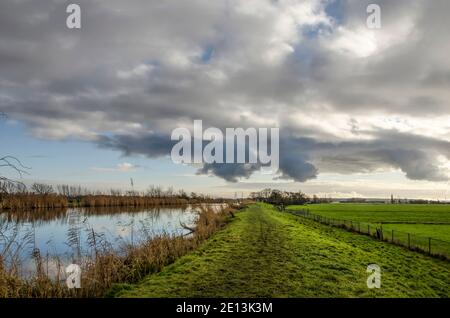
[113,203,450,298]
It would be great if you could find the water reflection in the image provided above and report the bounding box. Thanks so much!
[0,205,208,277]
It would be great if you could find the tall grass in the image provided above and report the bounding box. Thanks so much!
[0,194,227,210]
[0,183,231,210]
[0,193,69,210]
[0,205,238,298]
[78,195,190,208]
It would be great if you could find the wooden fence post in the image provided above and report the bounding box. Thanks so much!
[391,230,394,242]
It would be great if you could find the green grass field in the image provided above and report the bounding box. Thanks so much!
[112,204,450,298]
[294,203,450,224]
[287,203,450,258]
[290,203,450,240]
[380,224,450,241]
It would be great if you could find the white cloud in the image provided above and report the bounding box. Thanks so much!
[117,64,154,79]
[323,15,417,58]
[91,162,138,172]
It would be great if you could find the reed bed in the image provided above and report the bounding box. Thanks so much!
[78,195,190,208]
[0,205,238,298]
[0,194,69,210]
[0,194,224,210]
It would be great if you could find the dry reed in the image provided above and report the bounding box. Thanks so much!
[0,205,238,298]
[0,194,228,210]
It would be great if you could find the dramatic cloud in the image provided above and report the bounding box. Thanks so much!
[1,0,450,183]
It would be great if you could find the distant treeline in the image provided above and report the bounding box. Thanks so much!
[333,198,450,204]
[249,188,332,206]
[249,189,450,206]
[0,182,227,210]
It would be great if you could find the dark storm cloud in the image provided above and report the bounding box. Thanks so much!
[97,133,175,158]
[308,131,450,182]
[94,128,450,183]
[1,0,450,182]
[197,163,261,183]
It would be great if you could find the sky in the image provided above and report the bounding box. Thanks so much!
[1,0,450,199]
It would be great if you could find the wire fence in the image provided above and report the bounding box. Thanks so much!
[287,208,450,261]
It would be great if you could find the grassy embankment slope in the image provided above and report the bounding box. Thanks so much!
[113,203,450,298]
[292,204,450,242]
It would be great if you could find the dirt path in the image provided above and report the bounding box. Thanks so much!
[113,204,450,297]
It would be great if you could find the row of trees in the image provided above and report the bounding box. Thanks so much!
[0,181,214,201]
[0,183,223,209]
[249,188,332,205]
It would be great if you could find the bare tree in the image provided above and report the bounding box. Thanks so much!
[0,156,29,177]
[31,183,54,195]
[146,185,164,198]
[0,114,30,190]
[166,186,174,197]
[57,184,70,196]
[0,156,30,193]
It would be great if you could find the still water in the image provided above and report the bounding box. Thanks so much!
[0,205,206,277]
